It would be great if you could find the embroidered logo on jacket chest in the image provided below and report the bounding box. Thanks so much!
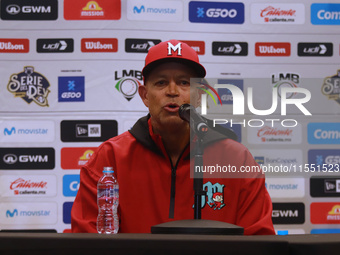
[200,181,225,210]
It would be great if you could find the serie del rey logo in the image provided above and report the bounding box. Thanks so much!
[7,66,50,107]
[322,70,340,104]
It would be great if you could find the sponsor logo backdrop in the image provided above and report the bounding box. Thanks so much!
[0,0,339,234]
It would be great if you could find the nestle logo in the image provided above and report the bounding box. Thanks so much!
[255,42,291,56]
[0,39,29,53]
[81,38,118,52]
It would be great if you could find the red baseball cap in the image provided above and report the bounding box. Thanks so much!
[142,39,206,79]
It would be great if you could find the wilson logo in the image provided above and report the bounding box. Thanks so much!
[81,38,118,52]
[255,42,291,56]
[180,40,205,55]
[0,39,29,53]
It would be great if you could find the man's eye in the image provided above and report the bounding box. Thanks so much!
[181,80,190,85]
[156,80,166,86]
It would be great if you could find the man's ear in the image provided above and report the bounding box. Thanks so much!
[138,85,149,108]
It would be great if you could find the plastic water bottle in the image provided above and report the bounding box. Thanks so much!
[97,167,119,234]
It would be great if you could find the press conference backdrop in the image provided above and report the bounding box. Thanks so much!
[0,0,340,234]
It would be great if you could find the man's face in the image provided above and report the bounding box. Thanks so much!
[139,61,201,132]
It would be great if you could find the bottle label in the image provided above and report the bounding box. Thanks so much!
[98,188,114,198]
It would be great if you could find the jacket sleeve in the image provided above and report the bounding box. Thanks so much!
[71,165,100,233]
[71,142,116,233]
[236,150,275,235]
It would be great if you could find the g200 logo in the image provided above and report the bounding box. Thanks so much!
[189,1,244,24]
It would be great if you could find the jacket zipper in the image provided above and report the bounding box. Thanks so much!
[169,165,176,219]
[168,144,189,219]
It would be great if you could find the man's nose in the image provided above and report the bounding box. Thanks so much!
[167,80,179,96]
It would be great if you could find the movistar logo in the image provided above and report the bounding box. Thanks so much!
[6,209,18,218]
[133,5,145,14]
[4,127,16,135]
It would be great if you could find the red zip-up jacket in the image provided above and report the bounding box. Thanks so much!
[71,115,275,235]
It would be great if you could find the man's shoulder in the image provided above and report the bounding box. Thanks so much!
[100,130,136,147]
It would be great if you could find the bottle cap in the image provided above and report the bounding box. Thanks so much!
[103,166,114,173]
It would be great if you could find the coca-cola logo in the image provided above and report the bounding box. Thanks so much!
[261,6,296,17]
[10,178,47,190]
[257,126,293,137]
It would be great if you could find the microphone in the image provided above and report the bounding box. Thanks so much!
[179,104,208,135]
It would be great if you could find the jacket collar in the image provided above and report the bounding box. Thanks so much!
[128,114,234,154]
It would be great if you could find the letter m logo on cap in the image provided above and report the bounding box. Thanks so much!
[167,42,182,56]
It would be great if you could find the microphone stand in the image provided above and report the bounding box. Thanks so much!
[151,114,244,235]
[193,128,206,220]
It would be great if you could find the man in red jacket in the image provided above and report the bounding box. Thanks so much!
[71,40,275,235]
